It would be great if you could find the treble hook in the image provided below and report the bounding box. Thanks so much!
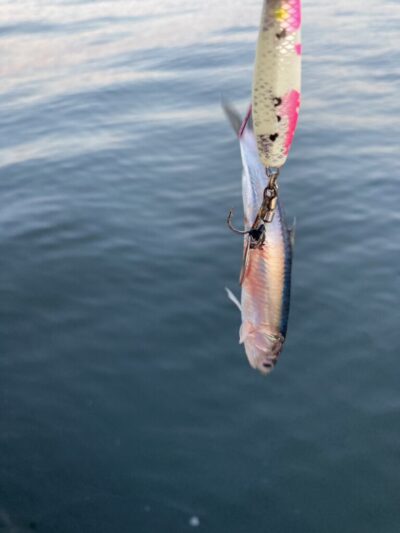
[227,209,266,246]
[226,209,250,235]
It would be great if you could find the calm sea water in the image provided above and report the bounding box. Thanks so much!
[1,1,400,532]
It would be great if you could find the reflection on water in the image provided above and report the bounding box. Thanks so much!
[1,1,400,532]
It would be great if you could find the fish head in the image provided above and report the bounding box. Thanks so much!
[240,322,284,375]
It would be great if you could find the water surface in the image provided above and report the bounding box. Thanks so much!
[1,1,400,532]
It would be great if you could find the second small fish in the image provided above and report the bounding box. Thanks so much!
[224,104,294,375]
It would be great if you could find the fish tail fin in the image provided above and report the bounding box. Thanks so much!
[239,104,253,136]
[221,100,253,136]
[221,100,242,136]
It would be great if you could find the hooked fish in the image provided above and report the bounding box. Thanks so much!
[224,103,294,375]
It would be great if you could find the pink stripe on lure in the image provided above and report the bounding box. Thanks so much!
[280,0,301,34]
[280,89,300,155]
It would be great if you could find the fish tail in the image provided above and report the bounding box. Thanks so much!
[222,101,253,138]
[221,101,242,136]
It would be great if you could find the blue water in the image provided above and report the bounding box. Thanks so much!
[1,1,400,532]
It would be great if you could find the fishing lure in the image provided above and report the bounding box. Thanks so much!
[252,0,301,169]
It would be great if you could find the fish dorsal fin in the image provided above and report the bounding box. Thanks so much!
[225,288,242,312]
[239,321,255,344]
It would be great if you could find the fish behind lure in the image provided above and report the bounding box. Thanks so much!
[224,104,294,375]
[223,0,301,375]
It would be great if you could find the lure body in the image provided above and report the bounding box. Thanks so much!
[252,0,301,168]
[225,106,293,375]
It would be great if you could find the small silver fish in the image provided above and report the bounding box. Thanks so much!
[224,104,294,375]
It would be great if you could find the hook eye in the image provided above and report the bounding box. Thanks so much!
[248,225,265,241]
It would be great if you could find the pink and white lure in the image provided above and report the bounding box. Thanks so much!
[252,0,301,168]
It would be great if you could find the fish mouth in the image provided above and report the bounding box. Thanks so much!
[245,332,284,375]
[259,354,279,375]
[259,351,281,374]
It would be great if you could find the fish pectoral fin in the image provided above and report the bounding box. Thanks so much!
[289,217,296,248]
[239,321,255,344]
[225,287,242,312]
